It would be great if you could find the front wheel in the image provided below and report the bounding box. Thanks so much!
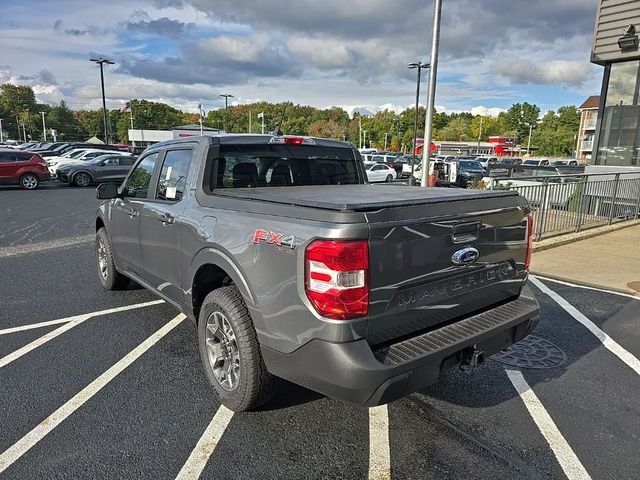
[385,174,393,183]
[73,172,92,187]
[198,286,278,411]
[20,174,39,190]
[96,228,129,290]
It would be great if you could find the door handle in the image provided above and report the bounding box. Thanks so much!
[127,209,139,218]
[158,213,174,225]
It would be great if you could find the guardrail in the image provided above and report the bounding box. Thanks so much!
[487,172,640,240]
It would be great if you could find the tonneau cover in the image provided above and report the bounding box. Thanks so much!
[216,185,517,212]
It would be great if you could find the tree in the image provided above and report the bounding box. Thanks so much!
[505,102,541,144]
[46,101,81,140]
[530,106,580,157]
[307,119,344,139]
[0,84,38,139]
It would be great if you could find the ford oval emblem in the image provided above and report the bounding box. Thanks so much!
[451,247,480,265]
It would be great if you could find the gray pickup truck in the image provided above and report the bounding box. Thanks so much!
[95,134,539,412]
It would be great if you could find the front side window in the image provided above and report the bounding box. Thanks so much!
[0,152,17,163]
[125,153,159,199]
[156,149,192,201]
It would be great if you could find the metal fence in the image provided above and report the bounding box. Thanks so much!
[488,172,640,240]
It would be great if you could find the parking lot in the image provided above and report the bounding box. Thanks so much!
[1,183,639,480]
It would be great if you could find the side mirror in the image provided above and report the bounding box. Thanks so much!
[96,183,119,200]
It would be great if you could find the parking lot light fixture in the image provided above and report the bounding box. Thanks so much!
[90,57,115,144]
[409,61,430,185]
[220,94,234,132]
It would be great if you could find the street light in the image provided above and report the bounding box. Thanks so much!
[219,94,233,132]
[409,61,430,185]
[420,0,443,187]
[90,57,115,144]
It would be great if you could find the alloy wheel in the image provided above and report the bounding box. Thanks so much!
[205,311,240,391]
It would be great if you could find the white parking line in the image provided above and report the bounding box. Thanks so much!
[174,405,235,480]
[530,277,640,376]
[506,370,591,480]
[368,405,391,480]
[531,275,639,300]
[0,300,165,336]
[0,300,165,369]
[0,313,186,475]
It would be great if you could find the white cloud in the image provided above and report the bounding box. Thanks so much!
[470,106,505,117]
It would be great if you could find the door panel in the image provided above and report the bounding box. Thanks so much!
[139,148,193,304]
[110,153,160,274]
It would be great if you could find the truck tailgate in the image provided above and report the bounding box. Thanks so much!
[365,194,529,346]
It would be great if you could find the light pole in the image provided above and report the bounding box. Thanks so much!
[40,111,47,141]
[90,57,115,144]
[359,116,362,149]
[220,94,233,132]
[363,130,367,149]
[421,0,443,188]
[384,132,389,150]
[0,118,3,143]
[526,123,533,156]
[257,112,265,134]
[409,61,430,185]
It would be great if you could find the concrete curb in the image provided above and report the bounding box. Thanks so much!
[532,219,640,252]
[530,273,640,296]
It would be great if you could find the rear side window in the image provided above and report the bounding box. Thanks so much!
[0,152,17,163]
[214,144,358,189]
[156,149,192,201]
[15,153,33,162]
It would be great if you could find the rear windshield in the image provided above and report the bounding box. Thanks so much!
[214,144,359,189]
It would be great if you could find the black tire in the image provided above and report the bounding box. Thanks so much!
[96,228,129,290]
[198,285,277,411]
[20,174,39,190]
[73,172,92,187]
[385,174,393,182]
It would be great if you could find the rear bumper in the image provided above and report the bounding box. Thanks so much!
[262,284,539,406]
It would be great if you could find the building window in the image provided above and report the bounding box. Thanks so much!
[597,60,640,166]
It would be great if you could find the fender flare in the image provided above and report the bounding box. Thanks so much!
[189,247,256,308]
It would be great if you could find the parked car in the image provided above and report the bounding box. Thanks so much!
[551,159,579,166]
[366,162,397,182]
[475,156,499,169]
[522,158,550,166]
[57,155,137,187]
[48,149,131,175]
[95,134,539,412]
[0,149,50,189]
[452,160,485,187]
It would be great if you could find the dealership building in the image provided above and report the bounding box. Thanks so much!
[592,0,640,168]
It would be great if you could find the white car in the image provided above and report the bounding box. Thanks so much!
[366,163,397,183]
[48,149,129,175]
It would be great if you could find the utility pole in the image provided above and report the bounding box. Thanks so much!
[477,116,483,154]
[0,118,3,143]
[258,112,265,134]
[90,57,115,144]
[198,104,204,135]
[384,132,389,150]
[16,115,21,141]
[249,110,252,133]
[363,130,367,150]
[22,123,27,142]
[359,116,362,149]
[40,112,47,141]
[409,61,429,185]
[421,0,443,188]
[527,123,533,156]
[219,94,233,132]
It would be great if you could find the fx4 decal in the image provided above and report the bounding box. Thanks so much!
[252,229,299,250]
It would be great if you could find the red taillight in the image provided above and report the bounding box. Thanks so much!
[524,214,533,270]
[305,240,369,320]
[284,136,304,145]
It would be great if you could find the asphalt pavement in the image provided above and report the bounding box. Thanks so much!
[1,183,639,480]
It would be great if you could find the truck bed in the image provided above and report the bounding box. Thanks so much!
[216,185,518,212]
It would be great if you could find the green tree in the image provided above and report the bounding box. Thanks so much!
[505,102,541,144]
[0,84,38,139]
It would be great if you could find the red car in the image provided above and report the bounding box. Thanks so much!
[0,149,50,190]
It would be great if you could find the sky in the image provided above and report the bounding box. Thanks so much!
[0,0,603,117]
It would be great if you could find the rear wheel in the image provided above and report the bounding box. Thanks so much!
[20,174,39,190]
[96,228,129,290]
[198,285,278,411]
[385,174,393,182]
[73,172,92,187]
